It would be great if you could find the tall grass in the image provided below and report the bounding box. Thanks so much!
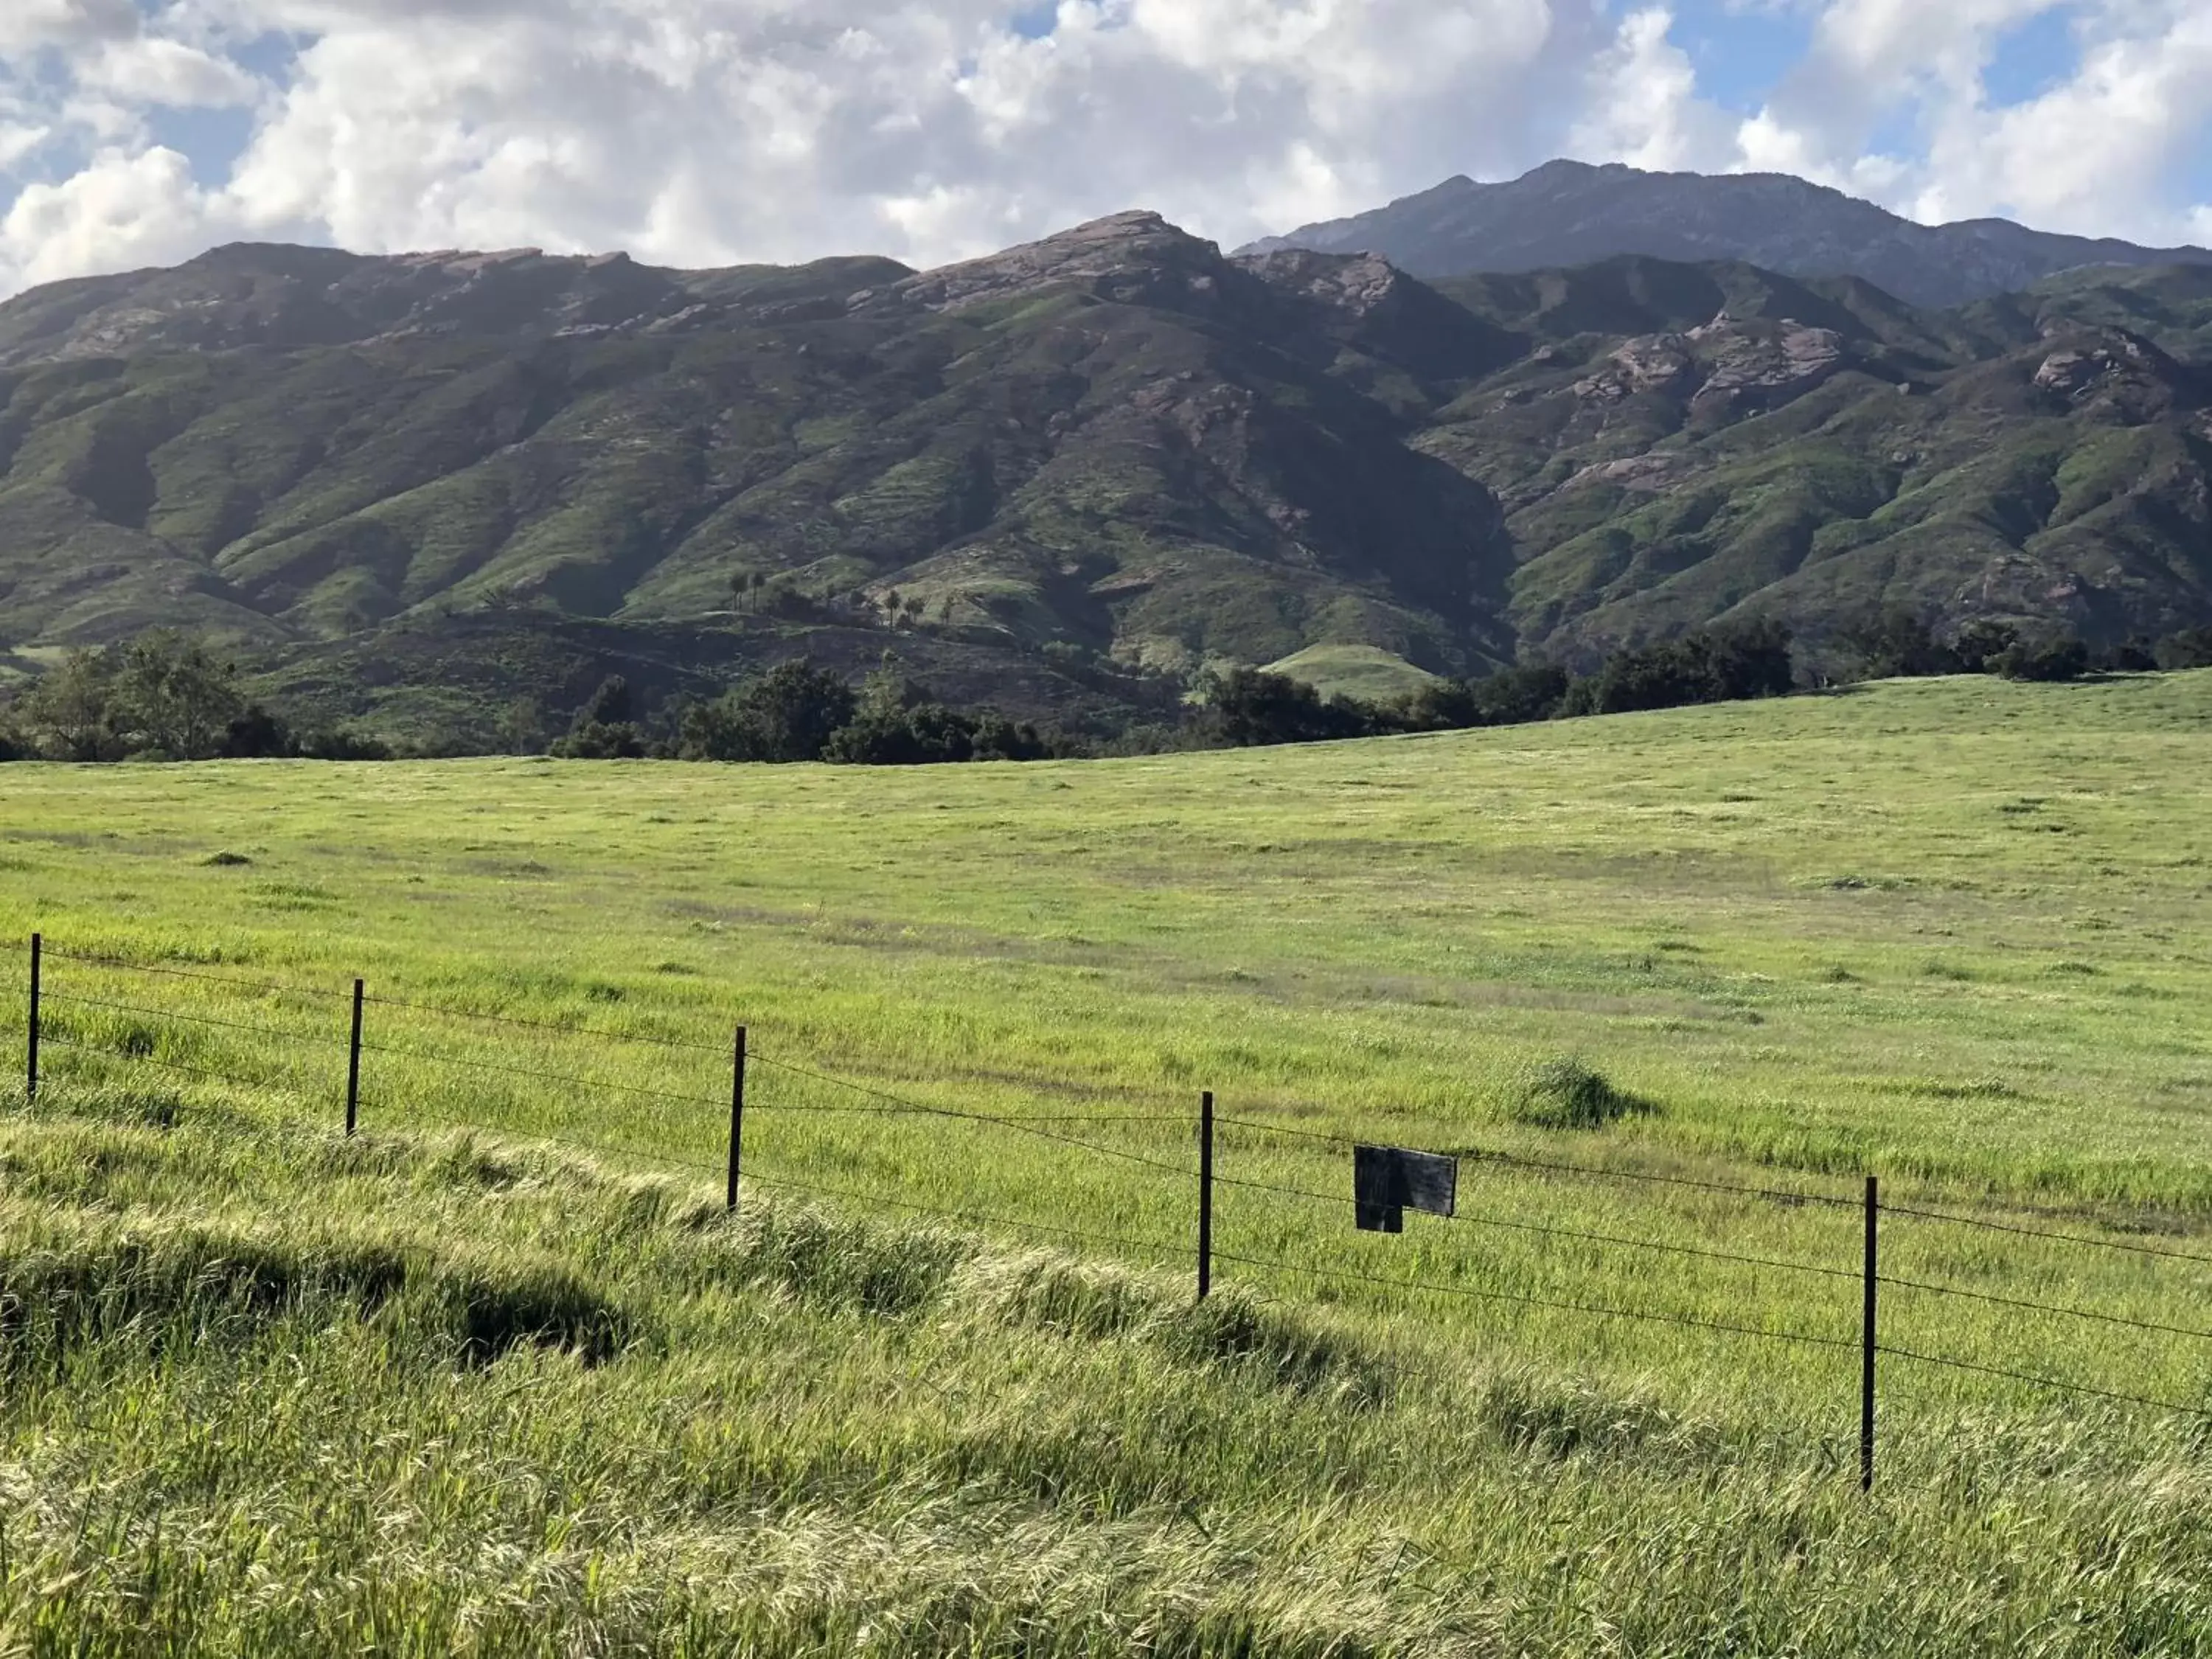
[0,674,2209,1648]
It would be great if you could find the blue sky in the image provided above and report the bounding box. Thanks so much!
[0,0,2206,296]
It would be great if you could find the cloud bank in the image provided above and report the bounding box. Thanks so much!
[0,0,2205,297]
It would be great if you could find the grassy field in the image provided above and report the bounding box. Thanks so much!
[1,672,2211,1652]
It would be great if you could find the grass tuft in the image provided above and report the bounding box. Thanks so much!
[1510,1057,1657,1130]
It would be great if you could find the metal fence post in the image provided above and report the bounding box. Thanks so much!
[26,933,40,1102]
[1861,1173,1879,1493]
[346,979,364,1136]
[727,1026,747,1211]
[1197,1090,1214,1300]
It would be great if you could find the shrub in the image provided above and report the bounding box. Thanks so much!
[1950,619,2019,673]
[220,704,292,759]
[2154,627,2212,671]
[299,728,394,762]
[1200,668,1377,747]
[1511,1058,1655,1130]
[1564,622,1795,716]
[1837,609,1961,678]
[679,660,857,762]
[1994,636,2090,683]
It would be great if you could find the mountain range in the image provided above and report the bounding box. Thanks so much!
[1244,159,2212,310]
[0,164,2207,744]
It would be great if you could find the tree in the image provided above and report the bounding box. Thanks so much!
[1993,636,2090,682]
[19,649,120,760]
[1950,619,2019,674]
[2154,627,2212,671]
[678,660,857,762]
[1838,609,1959,679]
[110,630,244,757]
[551,675,646,758]
[1200,669,1375,748]
[1405,663,1572,729]
[1562,622,1795,716]
[220,705,293,759]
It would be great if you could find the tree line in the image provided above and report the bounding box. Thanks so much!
[0,632,388,762]
[550,658,1067,765]
[6,613,2209,766]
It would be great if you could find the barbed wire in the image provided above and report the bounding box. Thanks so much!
[1883,1203,2212,1267]
[41,991,344,1048]
[748,1050,1197,1176]
[362,992,729,1054]
[42,947,327,1001]
[355,1038,717,1109]
[1217,1248,1857,1352]
[38,1029,309,1092]
[737,1164,1187,1260]
[1213,1112,1859,1210]
[1877,1344,2212,1419]
[1880,1273,2212,1342]
[754,1102,1189,1126]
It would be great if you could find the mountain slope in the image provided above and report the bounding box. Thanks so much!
[0,222,1517,707]
[1245,161,2212,310]
[0,215,2210,742]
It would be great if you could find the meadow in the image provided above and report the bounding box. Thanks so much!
[1,671,2210,1653]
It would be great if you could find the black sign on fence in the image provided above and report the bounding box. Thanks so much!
[1353,1144,1458,1233]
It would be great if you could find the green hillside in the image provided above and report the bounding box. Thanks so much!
[2,677,2210,1649]
[0,225,2207,745]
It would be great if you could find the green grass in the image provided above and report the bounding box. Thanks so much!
[1,672,2211,1652]
[1262,644,1443,702]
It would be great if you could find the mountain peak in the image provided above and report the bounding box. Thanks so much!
[1243,161,2212,308]
[888,209,1229,313]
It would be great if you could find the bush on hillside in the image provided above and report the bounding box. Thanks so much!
[1837,609,1962,678]
[1950,619,2020,674]
[679,660,858,762]
[1401,664,1570,729]
[2155,627,2212,671]
[302,727,397,761]
[1560,621,1795,716]
[1994,636,2090,682]
[1511,1058,1655,1131]
[1199,667,1378,748]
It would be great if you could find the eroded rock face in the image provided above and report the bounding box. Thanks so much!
[1686,316,1845,411]
[2031,328,2197,422]
[1573,336,1694,400]
[886,211,1239,316]
[1568,316,1844,411]
[1232,248,1406,315]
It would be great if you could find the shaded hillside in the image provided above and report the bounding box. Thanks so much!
[1244,159,2212,309]
[1420,259,2212,659]
[0,219,1517,723]
[0,215,2210,740]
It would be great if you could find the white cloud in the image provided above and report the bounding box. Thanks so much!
[1910,5,2212,237]
[0,145,232,289]
[78,37,263,108]
[1713,0,2212,243]
[0,0,139,54]
[195,0,1596,270]
[0,0,2205,299]
[1569,7,1735,174]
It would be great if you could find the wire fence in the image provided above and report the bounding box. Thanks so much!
[12,931,2212,1487]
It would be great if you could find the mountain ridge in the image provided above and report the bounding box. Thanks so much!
[1242,159,2212,310]
[0,202,2208,747]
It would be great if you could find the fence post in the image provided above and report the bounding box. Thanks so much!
[1861,1173,1879,1493]
[25,933,40,1103]
[1197,1089,1214,1301]
[727,1026,747,1211]
[346,979,364,1136]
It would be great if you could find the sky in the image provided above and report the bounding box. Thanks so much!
[0,0,2208,298]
